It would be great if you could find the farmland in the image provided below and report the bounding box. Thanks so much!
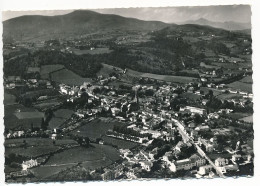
[70,117,125,140]
[140,73,198,84]
[227,81,252,93]
[5,138,78,158]
[45,144,121,170]
[4,92,17,106]
[49,109,74,130]
[40,64,65,79]
[239,115,253,123]
[51,68,93,86]
[4,104,42,130]
[102,136,138,149]
[72,47,113,55]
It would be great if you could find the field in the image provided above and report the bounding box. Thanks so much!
[180,92,202,101]
[227,81,252,93]
[49,109,74,130]
[51,68,93,86]
[45,144,121,170]
[40,64,65,79]
[228,112,252,120]
[72,47,113,55]
[240,75,253,84]
[97,63,123,78]
[4,92,16,106]
[31,164,74,180]
[14,112,44,119]
[211,62,239,69]
[33,97,63,111]
[216,93,243,100]
[140,73,198,84]
[102,136,138,149]
[239,115,253,123]
[5,138,78,158]
[70,117,125,140]
[4,104,42,130]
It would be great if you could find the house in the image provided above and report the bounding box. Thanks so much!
[180,106,206,115]
[169,154,206,172]
[198,138,214,152]
[139,161,153,172]
[198,165,213,175]
[215,158,228,167]
[101,170,115,180]
[22,159,38,170]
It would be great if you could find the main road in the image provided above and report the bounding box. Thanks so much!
[172,118,225,178]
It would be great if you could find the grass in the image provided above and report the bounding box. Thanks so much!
[51,68,93,86]
[31,164,74,180]
[102,136,138,149]
[180,92,202,101]
[5,138,78,158]
[45,144,120,169]
[4,104,42,130]
[14,112,44,119]
[49,109,74,130]
[228,112,252,120]
[97,63,123,78]
[140,73,198,84]
[70,117,124,140]
[239,115,253,123]
[240,76,253,84]
[4,92,17,106]
[40,64,65,79]
[227,81,252,93]
[72,47,113,55]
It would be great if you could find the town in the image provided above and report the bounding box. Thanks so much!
[3,8,253,182]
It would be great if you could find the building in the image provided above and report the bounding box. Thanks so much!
[22,159,38,170]
[215,158,228,167]
[101,170,115,180]
[168,154,206,172]
[180,106,206,115]
[198,165,213,175]
[139,161,153,172]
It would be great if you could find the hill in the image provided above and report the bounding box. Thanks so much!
[177,18,251,31]
[3,10,169,41]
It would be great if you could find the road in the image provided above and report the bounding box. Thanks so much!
[172,118,225,178]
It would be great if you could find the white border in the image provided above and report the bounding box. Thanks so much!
[1,1,259,186]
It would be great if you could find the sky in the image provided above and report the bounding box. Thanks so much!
[2,5,251,23]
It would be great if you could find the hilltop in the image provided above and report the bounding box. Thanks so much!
[3,10,169,41]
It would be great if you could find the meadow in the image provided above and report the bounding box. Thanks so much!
[51,68,93,86]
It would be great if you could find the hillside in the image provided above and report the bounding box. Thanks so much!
[178,18,251,31]
[3,10,169,41]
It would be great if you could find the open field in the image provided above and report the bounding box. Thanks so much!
[45,144,120,170]
[216,93,243,100]
[211,62,239,69]
[4,104,42,130]
[51,68,93,86]
[227,81,252,93]
[180,92,202,101]
[102,136,138,149]
[14,112,44,119]
[70,117,124,140]
[49,109,74,130]
[31,164,74,180]
[239,115,253,123]
[72,47,113,55]
[97,63,123,78]
[240,75,253,84]
[5,138,78,158]
[40,64,65,79]
[228,112,252,120]
[4,92,17,106]
[140,73,198,84]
